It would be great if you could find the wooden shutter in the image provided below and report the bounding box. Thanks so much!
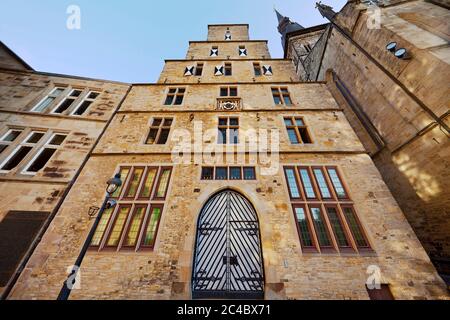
[0,211,50,286]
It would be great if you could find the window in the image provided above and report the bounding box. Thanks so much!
[0,131,45,172]
[239,46,247,57]
[229,167,241,180]
[243,167,256,180]
[304,44,312,53]
[32,87,65,112]
[0,129,23,155]
[201,166,256,181]
[215,167,228,180]
[0,211,50,286]
[164,88,185,105]
[284,117,312,144]
[272,87,292,105]
[220,87,238,97]
[201,167,214,180]
[262,65,273,76]
[210,46,219,57]
[253,63,262,76]
[91,166,172,251]
[225,31,232,41]
[145,118,173,145]
[195,63,203,76]
[72,91,100,116]
[284,165,371,254]
[224,63,232,76]
[22,133,67,175]
[218,117,239,144]
[52,89,82,114]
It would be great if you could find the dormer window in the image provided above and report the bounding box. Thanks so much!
[239,46,247,57]
[210,46,219,57]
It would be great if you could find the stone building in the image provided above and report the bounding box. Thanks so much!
[279,0,450,282]
[0,41,130,298]
[1,22,447,300]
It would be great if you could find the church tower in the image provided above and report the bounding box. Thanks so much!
[5,23,447,300]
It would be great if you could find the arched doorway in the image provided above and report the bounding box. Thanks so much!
[192,189,264,299]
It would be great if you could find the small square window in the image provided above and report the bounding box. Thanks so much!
[215,167,228,180]
[243,167,256,180]
[230,167,242,180]
[201,167,214,180]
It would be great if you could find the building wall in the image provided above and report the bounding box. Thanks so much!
[6,22,448,300]
[0,68,130,296]
[186,41,271,60]
[287,0,450,276]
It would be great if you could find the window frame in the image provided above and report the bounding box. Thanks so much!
[50,88,83,115]
[217,117,239,145]
[326,166,350,200]
[0,130,47,174]
[90,166,172,252]
[224,62,232,76]
[243,167,256,181]
[311,166,334,201]
[103,204,133,250]
[31,87,66,113]
[283,166,303,200]
[121,204,149,250]
[145,117,173,145]
[139,203,165,250]
[164,88,185,106]
[324,204,354,252]
[284,116,313,145]
[272,87,293,106]
[137,167,159,200]
[0,128,24,155]
[152,167,173,201]
[21,133,67,176]
[284,165,372,255]
[292,204,317,253]
[253,63,262,76]
[308,204,335,253]
[70,90,100,116]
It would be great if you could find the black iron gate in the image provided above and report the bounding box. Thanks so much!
[192,190,264,299]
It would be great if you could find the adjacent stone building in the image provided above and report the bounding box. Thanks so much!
[280,0,450,282]
[0,41,130,298]
[1,22,447,300]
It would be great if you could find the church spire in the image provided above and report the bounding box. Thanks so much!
[274,8,304,49]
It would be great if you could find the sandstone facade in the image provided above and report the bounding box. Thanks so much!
[2,22,447,300]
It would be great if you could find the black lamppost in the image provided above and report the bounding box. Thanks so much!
[57,174,122,300]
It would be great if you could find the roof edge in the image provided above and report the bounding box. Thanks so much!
[0,41,34,71]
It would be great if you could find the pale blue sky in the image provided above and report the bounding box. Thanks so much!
[0,0,346,83]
